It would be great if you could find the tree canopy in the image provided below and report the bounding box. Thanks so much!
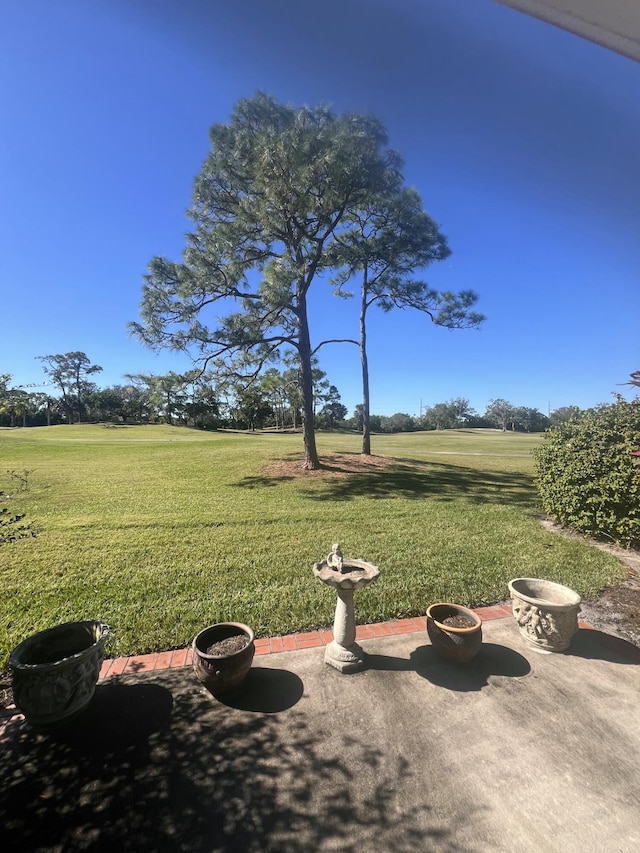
[131,93,397,468]
[37,352,102,424]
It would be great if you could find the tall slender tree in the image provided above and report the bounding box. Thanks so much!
[329,184,484,454]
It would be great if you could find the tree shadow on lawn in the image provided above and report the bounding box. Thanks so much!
[237,456,536,507]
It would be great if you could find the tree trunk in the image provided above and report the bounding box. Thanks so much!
[297,296,320,469]
[60,391,72,424]
[360,280,371,456]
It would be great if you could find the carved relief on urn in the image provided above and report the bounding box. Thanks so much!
[508,578,581,652]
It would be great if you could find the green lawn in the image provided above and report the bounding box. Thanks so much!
[0,424,626,667]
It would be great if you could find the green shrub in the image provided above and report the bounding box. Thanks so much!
[534,396,640,548]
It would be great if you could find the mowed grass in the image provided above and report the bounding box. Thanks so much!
[0,424,626,666]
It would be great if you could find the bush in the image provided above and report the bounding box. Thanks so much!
[534,396,640,549]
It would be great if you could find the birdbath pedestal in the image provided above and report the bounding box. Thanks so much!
[313,546,380,673]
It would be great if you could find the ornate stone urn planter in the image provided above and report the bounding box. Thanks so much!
[508,578,581,652]
[426,603,483,663]
[192,622,255,696]
[9,620,110,727]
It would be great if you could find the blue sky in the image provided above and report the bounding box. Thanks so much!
[2,0,638,419]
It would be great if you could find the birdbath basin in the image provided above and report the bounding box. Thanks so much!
[313,545,380,672]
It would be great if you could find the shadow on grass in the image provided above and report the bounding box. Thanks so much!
[237,457,536,506]
[0,670,463,852]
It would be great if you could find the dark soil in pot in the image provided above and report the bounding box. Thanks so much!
[206,636,250,656]
[442,615,475,629]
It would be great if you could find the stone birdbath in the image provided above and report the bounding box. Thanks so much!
[313,544,380,673]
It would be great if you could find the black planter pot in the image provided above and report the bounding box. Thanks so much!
[426,603,482,663]
[192,622,255,696]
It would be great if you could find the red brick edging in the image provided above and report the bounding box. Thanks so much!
[1,606,515,733]
[96,604,514,680]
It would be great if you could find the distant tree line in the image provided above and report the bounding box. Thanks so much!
[4,354,635,436]
[346,398,558,434]
[0,352,347,431]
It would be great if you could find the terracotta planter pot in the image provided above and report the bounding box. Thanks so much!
[508,578,581,652]
[192,622,255,696]
[426,603,483,663]
[9,620,110,727]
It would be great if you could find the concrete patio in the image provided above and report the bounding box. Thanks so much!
[2,613,640,852]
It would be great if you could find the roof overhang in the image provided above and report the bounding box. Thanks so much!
[494,1,640,62]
